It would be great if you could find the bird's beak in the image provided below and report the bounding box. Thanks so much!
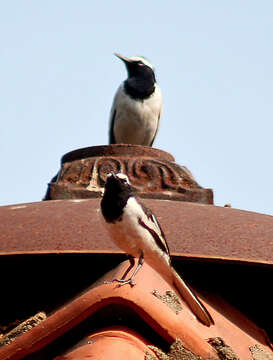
[106,171,116,180]
[110,171,117,178]
[114,53,132,64]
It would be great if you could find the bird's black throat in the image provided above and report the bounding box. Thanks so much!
[124,78,155,100]
[124,64,156,100]
[101,178,133,223]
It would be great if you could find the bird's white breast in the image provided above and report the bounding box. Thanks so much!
[103,197,169,268]
[111,84,162,145]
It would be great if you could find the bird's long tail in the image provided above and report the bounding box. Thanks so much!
[171,267,214,326]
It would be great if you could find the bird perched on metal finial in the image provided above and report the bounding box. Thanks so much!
[100,172,214,327]
[109,53,162,146]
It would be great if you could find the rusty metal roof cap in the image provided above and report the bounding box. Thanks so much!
[46,145,213,204]
[61,144,174,163]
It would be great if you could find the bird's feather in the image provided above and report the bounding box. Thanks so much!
[138,200,170,255]
[171,267,214,326]
[109,109,116,144]
[149,112,161,146]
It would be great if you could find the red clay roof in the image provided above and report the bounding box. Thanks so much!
[0,261,271,360]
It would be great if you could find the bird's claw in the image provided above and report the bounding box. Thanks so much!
[116,278,136,287]
[104,278,136,287]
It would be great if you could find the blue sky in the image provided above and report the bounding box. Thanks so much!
[1,1,272,215]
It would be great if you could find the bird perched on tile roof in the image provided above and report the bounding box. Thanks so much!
[109,53,162,146]
[100,172,214,326]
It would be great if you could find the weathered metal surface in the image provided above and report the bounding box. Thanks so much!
[0,199,272,265]
[45,145,213,204]
[0,261,271,360]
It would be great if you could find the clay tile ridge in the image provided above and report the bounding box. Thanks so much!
[0,261,272,360]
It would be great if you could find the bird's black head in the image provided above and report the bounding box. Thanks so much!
[115,54,156,100]
[115,54,155,82]
[116,54,156,80]
[104,172,133,196]
[101,172,134,222]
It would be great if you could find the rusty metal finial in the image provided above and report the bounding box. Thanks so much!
[44,145,213,204]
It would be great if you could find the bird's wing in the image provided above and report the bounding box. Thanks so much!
[109,84,124,144]
[109,109,116,144]
[149,85,162,146]
[149,111,161,146]
[138,201,170,256]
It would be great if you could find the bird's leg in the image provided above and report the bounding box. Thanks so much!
[126,250,144,285]
[104,255,135,285]
[112,251,144,287]
[121,255,135,280]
